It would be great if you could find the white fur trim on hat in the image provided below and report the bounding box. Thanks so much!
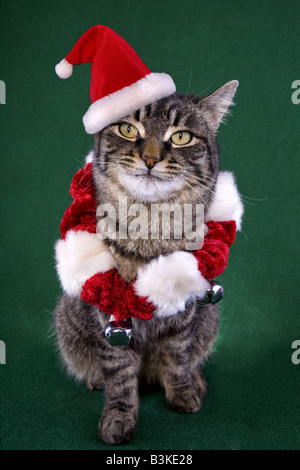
[83,72,176,134]
[205,171,244,230]
[55,230,116,297]
[55,58,73,79]
[134,251,210,318]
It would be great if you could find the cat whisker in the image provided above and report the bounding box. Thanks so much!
[182,172,217,198]
[73,157,87,167]
[240,194,268,202]
[196,174,267,203]
[191,78,220,100]
[238,198,254,206]
[239,227,249,240]
[187,177,216,197]
[181,178,209,209]
[188,173,218,185]
[72,169,94,192]
[186,67,193,95]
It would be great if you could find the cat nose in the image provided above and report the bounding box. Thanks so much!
[142,155,159,169]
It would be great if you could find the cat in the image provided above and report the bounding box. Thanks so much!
[53,80,242,445]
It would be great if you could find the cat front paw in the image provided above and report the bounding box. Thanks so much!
[86,379,104,391]
[165,371,207,413]
[166,386,204,413]
[99,410,137,445]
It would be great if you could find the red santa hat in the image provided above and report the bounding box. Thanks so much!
[55,25,176,134]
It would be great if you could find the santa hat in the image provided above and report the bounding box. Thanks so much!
[55,25,176,134]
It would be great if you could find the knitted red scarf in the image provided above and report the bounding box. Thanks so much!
[60,163,236,321]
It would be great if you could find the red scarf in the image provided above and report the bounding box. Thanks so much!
[60,163,236,321]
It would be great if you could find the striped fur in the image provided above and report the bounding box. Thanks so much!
[54,296,218,444]
[54,83,237,445]
[93,93,223,282]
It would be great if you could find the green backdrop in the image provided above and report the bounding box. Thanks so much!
[1,0,299,450]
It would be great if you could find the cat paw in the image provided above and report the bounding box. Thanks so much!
[99,411,137,445]
[166,386,204,413]
[86,379,104,391]
[86,371,104,390]
[192,370,207,397]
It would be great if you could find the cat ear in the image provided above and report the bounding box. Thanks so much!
[200,80,239,133]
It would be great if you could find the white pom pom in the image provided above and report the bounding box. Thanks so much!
[135,251,210,317]
[55,58,73,79]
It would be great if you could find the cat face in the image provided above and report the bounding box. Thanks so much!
[93,81,238,205]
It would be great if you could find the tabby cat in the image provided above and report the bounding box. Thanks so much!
[54,81,240,445]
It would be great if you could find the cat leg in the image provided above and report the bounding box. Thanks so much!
[191,369,207,397]
[162,365,205,413]
[54,295,104,389]
[86,373,104,391]
[99,346,141,445]
[155,338,206,413]
[158,309,218,412]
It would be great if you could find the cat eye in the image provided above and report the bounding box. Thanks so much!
[119,122,139,139]
[171,131,192,146]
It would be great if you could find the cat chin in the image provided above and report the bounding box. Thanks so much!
[118,173,182,203]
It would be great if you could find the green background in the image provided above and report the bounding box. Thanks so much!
[1,0,299,450]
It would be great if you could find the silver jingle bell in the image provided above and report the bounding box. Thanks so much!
[104,318,133,346]
[201,281,224,304]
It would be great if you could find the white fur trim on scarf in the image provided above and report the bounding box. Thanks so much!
[55,230,116,297]
[134,251,210,318]
[205,171,244,230]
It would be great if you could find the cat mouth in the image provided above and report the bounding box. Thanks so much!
[118,170,183,202]
[138,173,158,180]
[134,171,168,182]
